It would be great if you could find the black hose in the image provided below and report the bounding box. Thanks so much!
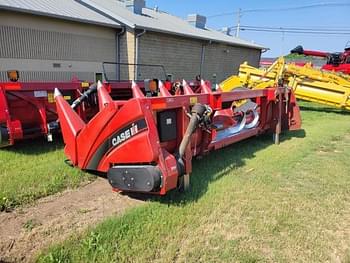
[176,103,207,178]
[178,103,207,159]
[71,83,97,110]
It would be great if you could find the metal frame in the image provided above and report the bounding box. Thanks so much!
[102,62,168,81]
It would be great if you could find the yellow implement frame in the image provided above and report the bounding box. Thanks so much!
[220,57,350,110]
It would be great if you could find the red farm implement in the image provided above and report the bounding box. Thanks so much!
[0,77,174,147]
[54,80,301,195]
[0,80,127,147]
[291,43,350,75]
[0,81,90,147]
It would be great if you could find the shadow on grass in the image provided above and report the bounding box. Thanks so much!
[125,129,306,204]
[0,136,64,155]
[280,129,306,142]
[299,105,350,115]
[1,128,305,206]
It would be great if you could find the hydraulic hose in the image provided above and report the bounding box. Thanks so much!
[71,83,97,110]
[178,103,207,159]
[47,83,98,140]
[176,103,207,185]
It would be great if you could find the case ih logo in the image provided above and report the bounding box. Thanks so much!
[110,119,147,148]
[111,124,138,146]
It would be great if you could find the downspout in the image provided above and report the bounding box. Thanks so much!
[199,44,205,78]
[116,27,126,81]
[199,40,212,79]
[135,29,146,80]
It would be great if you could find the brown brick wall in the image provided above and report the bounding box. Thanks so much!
[137,32,202,80]
[202,43,261,83]
[114,29,134,81]
[137,31,261,82]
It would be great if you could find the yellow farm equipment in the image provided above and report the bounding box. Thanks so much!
[220,57,350,110]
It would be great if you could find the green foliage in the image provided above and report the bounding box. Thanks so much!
[284,53,308,59]
[0,138,93,211]
[23,218,41,232]
[32,102,350,262]
[40,249,71,263]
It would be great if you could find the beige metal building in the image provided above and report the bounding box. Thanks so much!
[0,0,264,83]
[0,0,121,82]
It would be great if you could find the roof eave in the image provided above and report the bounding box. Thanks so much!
[75,0,136,29]
[74,1,264,49]
[134,25,264,50]
[0,6,121,28]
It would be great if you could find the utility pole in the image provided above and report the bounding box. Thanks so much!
[280,29,285,56]
[235,8,242,38]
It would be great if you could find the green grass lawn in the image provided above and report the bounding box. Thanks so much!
[35,102,350,263]
[0,138,93,211]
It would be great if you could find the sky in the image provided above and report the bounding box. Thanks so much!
[146,0,350,57]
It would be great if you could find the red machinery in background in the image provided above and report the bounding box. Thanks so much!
[291,43,350,74]
[0,80,91,147]
[54,80,301,195]
[0,71,177,147]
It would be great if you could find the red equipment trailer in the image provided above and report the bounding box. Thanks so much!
[291,43,350,74]
[54,79,301,195]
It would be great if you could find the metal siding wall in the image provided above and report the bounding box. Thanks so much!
[0,72,7,81]
[0,23,117,81]
[0,71,95,82]
[0,25,116,61]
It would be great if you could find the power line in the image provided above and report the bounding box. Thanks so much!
[237,25,350,32]
[221,24,350,36]
[207,2,350,19]
[239,28,350,35]
[208,11,240,19]
[242,2,350,13]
